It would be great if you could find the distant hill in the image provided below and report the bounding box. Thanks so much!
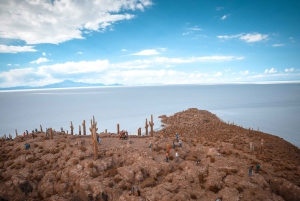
[0,80,122,91]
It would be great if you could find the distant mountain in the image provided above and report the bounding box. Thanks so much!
[0,80,122,91]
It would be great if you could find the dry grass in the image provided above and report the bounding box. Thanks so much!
[80,146,87,152]
[140,177,156,189]
[87,163,94,168]
[104,167,118,178]
[185,156,197,161]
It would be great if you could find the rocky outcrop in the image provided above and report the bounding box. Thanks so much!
[0,108,299,200]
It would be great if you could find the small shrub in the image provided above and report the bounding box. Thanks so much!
[50,149,59,154]
[120,183,131,190]
[114,177,122,183]
[191,193,197,200]
[90,172,100,178]
[79,156,85,160]
[87,163,94,168]
[65,156,70,161]
[236,185,243,193]
[140,178,156,189]
[208,184,221,193]
[210,157,215,163]
[154,146,163,152]
[72,159,79,165]
[198,173,204,183]
[185,156,197,161]
[231,169,238,174]
[104,167,118,178]
[79,146,86,152]
[27,157,35,163]
[169,155,174,160]
[108,182,114,188]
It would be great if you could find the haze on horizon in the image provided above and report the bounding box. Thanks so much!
[0,0,299,88]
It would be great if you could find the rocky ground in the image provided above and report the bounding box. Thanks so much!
[0,108,299,201]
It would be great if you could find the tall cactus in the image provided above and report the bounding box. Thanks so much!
[82,120,86,135]
[50,128,53,139]
[145,118,149,135]
[70,121,74,135]
[91,128,98,160]
[117,124,120,134]
[40,125,43,133]
[149,115,154,137]
[15,129,18,137]
[79,125,81,135]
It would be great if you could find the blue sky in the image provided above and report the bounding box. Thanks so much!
[0,0,299,87]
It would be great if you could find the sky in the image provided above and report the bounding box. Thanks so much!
[0,0,300,87]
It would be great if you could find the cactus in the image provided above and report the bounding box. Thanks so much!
[260,139,264,154]
[149,115,154,137]
[40,125,43,132]
[138,127,141,136]
[89,116,98,140]
[79,125,81,135]
[50,128,53,139]
[82,120,86,135]
[145,118,149,135]
[70,121,74,135]
[15,129,18,137]
[117,124,120,134]
[91,128,98,160]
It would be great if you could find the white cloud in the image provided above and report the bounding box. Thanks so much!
[188,26,202,31]
[0,44,37,53]
[216,7,224,11]
[0,54,245,87]
[239,70,249,75]
[264,68,277,74]
[7,63,11,66]
[30,57,51,64]
[76,52,83,55]
[272,44,284,47]
[214,72,222,76]
[289,37,296,42]
[285,68,294,72]
[42,52,46,56]
[221,15,227,20]
[131,49,160,56]
[240,33,268,43]
[183,32,190,35]
[217,33,269,43]
[121,49,127,52]
[0,0,152,44]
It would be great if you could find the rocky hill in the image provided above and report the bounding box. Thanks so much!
[0,108,299,201]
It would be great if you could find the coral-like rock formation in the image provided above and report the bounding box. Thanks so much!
[0,108,299,201]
